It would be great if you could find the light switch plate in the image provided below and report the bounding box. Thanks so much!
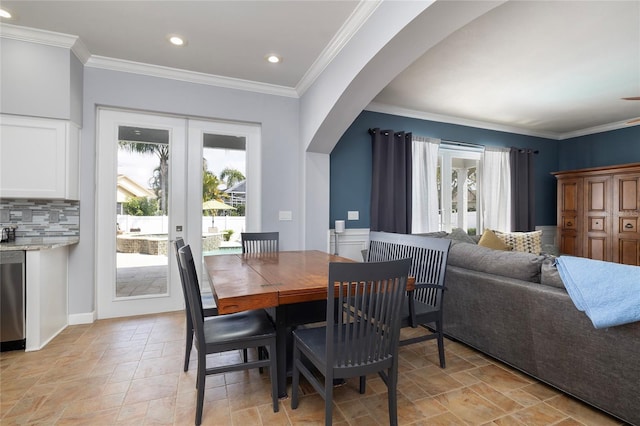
[0,210,9,222]
[22,209,33,222]
[347,211,359,220]
[279,210,292,221]
[49,211,60,223]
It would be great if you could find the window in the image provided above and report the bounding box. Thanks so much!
[437,144,482,235]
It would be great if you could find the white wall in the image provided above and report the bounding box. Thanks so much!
[69,67,300,315]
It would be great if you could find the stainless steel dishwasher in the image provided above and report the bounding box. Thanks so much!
[1,250,26,351]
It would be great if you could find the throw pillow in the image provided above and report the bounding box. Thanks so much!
[445,228,477,244]
[494,230,542,255]
[478,229,511,251]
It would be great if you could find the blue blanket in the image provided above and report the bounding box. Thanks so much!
[555,256,640,329]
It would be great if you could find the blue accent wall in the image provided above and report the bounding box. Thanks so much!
[330,111,561,229]
[558,126,640,170]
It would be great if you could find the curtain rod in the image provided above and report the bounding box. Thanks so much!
[441,139,483,149]
[368,129,538,154]
[443,140,539,154]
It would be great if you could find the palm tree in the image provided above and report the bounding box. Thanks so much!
[119,141,169,214]
[202,159,225,205]
[220,167,245,189]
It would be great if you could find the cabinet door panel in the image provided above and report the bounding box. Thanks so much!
[618,177,639,211]
[613,174,640,265]
[584,176,611,261]
[616,239,640,266]
[585,236,607,261]
[0,115,78,199]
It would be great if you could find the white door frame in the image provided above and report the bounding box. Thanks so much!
[96,109,262,319]
[96,108,187,318]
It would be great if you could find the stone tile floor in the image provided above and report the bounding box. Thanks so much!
[0,312,625,425]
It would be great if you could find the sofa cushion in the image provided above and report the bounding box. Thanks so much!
[541,258,565,289]
[495,230,542,255]
[448,241,545,282]
[478,229,511,251]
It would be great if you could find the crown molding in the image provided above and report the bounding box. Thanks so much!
[85,56,298,98]
[0,23,76,47]
[295,0,382,96]
[0,23,90,63]
[558,119,639,140]
[2,23,297,98]
[365,102,561,140]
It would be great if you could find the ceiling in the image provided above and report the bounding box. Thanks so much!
[1,1,639,139]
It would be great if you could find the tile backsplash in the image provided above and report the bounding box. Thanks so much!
[0,199,79,238]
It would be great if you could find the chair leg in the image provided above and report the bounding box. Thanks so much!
[243,348,248,363]
[359,375,366,394]
[436,321,446,368]
[291,340,301,409]
[324,374,333,426]
[268,343,279,412]
[195,352,206,425]
[387,366,398,426]
[184,326,193,372]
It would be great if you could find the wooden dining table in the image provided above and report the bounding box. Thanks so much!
[203,250,354,398]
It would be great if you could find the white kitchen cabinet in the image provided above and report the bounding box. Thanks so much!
[0,115,79,200]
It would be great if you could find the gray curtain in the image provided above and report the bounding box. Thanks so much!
[370,128,412,233]
[510,147,536,231]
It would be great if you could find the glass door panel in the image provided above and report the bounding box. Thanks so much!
[116,130,170,298]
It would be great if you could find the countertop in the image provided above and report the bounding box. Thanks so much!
[0,236,79,251]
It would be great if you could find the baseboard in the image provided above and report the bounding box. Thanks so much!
[68,311,96,325]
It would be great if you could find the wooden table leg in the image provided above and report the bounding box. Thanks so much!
[272,305,289,399]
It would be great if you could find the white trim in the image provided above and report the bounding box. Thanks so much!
[85,56,298,98]
[558,119,640,140]
[0,23,90,63]
[366,102,560,140]
[68,312,96,325]
[329,228,370,261]
[0,23,77,48]
[296,0,382,96]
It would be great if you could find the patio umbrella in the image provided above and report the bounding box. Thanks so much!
[202,199,236,211]
[202,199,236,229]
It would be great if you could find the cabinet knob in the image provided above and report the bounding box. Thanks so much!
[625,223,634,229]
[566,221,573,227]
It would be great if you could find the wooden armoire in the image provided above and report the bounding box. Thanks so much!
[553,163,640,265]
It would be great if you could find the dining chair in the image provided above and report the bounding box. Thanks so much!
[174,238,253,371]
[241,231,279,253]
[290,258,412,426]
[178,244,278,425]
[366,232,451,368]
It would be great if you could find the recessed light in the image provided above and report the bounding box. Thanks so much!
[266,55,281,64]
[168,35,186,46]
[0,8,12,19]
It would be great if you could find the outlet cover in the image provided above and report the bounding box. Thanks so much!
[22,209,33,222]
[0,210,9,222]
[347,211,359,220]
[49,211,60,223]
[278,210,292,221]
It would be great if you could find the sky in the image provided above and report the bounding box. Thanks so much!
[118,147,246,191]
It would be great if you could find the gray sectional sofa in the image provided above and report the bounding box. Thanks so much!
[442,240,640,425]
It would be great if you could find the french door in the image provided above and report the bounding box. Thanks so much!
[96,109,261,319]
[97,109,187,318]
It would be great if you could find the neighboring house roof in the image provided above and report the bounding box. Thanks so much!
[116,174,155,203]
[225,180,246,207]
[225,180,246,194]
